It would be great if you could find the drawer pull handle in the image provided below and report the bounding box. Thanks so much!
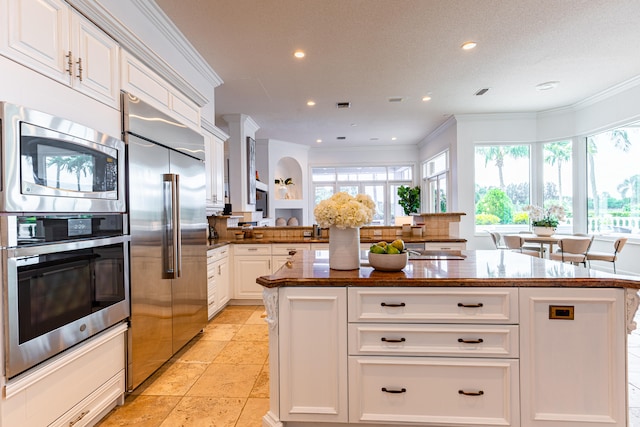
[381,337,406,343]
[458,389,484,396]
[458,338,484,344]
[382,387,407,394]
[381,302,406,307]
[288,250,297,255]
[457,302,483,308]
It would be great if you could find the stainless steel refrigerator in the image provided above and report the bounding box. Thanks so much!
[122,92,207,391]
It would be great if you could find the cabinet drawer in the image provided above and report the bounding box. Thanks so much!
[348,324,518,358]
[233,244,271,256]
[348,288,518,323]
[208,246,229,263]
[424,242,466,251]
[349,356,519,425]
[271,243,310,255]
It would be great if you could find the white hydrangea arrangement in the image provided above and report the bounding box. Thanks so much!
[314,192,376,229]
[523,204,566,227]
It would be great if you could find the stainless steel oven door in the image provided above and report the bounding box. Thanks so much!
[3,235,130,379]
[0,102,126,213]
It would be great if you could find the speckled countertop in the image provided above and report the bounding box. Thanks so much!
[256,249,640,289]
[208,236,465,247]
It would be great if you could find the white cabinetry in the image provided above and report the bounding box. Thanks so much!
[2,323,126,427]
[121,50,200,130]
[204,129,227,211]
[424,241,467,251]
[207,245,230,319]
[279,287,348,423]
[348,287,519,426]
[0,0,120,107]
[233,244,272,299]
[519,288,626,427]
[272,243,310,272]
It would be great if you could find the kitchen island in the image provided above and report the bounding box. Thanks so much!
[257,250,640,427]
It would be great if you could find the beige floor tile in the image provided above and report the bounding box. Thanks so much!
[210,309,254,325]
[213,341,269,365]
[159,396,245,427]
[249,364,269,398]
[235,398,270,427]
[140,362,209,396]
[96,395,181,427]
[201,323,242,341]
[171,339,228,363]
[187,363,262,397]
[245,309,268,325]
[232,324,269,342]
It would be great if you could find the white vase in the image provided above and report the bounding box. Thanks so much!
[277,185,288,199]
[329,226,360,270]
[533,226,556,237]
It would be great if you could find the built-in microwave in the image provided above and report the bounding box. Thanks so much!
[0,102,126,213]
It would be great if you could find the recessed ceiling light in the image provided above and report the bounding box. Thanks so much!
[536,81,560,91]
[293,50,305,58]
[316,139,322,143]
[422,95,432,102]
[461,41,477,50]
[391,137,397,141]
[306,100,316,106]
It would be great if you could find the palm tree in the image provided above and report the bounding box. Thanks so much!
[617,174,640,204]
[477,145,530,189]
[46,156,69,189]
[60,155,94,191]
[544,141,571,204]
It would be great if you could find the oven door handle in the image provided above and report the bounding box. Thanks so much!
[163,174,181,279]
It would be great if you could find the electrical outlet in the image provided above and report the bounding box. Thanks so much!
[373,230,382,236]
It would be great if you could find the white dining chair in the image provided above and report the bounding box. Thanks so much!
[503,235,541,257]
[586,237,627,273]
[550,236,593,267]
[488,231,507,249]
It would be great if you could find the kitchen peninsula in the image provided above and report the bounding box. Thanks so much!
[257,250,640,427]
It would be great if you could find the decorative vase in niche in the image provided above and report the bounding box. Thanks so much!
[533,226,556,237]
[278,184,288,200]
[329,226,360,270]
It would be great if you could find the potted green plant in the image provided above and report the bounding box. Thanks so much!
[397,185,421,215]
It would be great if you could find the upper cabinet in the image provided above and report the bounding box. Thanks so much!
[204,127,228,212]
[121,50,200,131]
[0,0,120,108]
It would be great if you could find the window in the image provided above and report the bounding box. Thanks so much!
[543,140,573,231]
[474,144,530,231]
[423,151,448,213]
[587,124,640,234]
[311,165,413,225]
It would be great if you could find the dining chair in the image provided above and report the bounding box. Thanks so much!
[488,231,507,249]
[585,237,628,273]
[517,231,546,255]
[549,236,593,267]
[503,235,541,257]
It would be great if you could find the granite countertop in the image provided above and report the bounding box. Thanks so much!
[213,236,466,245]
[256,249,640,289]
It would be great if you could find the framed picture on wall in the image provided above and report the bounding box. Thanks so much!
[247,136,256,204]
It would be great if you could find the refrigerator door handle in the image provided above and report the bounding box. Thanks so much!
[163,173,181,278]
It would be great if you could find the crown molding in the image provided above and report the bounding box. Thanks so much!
[201,119,229,140]
[67,0,219,107]
[419,115,456,149]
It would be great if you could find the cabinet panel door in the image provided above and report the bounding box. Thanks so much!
[233,255,271,299]
[519,288,626,427]
[4,0,70,82]
[71,11,119,107]
[279,287,348,423]
[216,258,230,308]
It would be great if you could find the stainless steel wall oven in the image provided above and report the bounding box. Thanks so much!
[0,102,129,380]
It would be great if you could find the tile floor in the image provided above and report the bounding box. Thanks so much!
[97,305,269,427]
[99,303,640,427]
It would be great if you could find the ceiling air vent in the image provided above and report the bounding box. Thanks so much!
[337,136,346,140]
[475,88,490,96]
[388,97,404,103]
[336,102,351,109]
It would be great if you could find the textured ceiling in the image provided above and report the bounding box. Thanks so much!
[155,0,640,147]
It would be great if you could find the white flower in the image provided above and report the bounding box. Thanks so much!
[314,192,376,229]
[523,204,566,227]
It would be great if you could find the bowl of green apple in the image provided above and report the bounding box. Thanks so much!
[368,239,408,271]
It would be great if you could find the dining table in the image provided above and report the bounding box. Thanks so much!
[512,233,561,257]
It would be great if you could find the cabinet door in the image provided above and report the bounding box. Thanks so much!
[279,287,348,423]
[3,0,70,83]
[519,288,626,427]
[233,255,271,299]
[70,10,119,107]
[216,257,230,309]
[212,134,225,208]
